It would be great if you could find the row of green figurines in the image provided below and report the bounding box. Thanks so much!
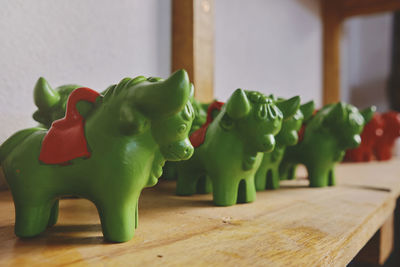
[163,91,373,205]
[31,73,373,205]
[0,70,373,242]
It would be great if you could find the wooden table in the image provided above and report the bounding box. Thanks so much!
[0,160,399,266]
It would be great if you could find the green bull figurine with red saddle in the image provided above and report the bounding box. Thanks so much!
[255,99,315,190]
[0,70,194,242]
[279,102,374,187]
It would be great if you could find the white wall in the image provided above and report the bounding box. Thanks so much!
[0,0,171,143]
[0,0,324,144]
[341,13,393,111]
[214,0,322,105]
[4,0,390,144]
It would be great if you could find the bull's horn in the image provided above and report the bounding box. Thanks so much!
[276,96,301,120]
[34,77,60,111]
[300,100,315,122]
[327,102,346,123]
[133,69,190,116]
[361,106,376,124]
[226,89,251,119]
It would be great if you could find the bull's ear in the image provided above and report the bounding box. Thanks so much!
[32,110,51,128]
[300,100,315,122]
[361,106,376,124]
[189,83,195,101]
[133,69,190,117]
[276,96,300,120]
[226,89,250,119]
[34,77,60,111]
[119,103,147,135]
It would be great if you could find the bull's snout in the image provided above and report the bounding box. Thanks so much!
[162,139,194,161]
[259,134,275,153]
[347,134,361,149]
[286,131,298,146]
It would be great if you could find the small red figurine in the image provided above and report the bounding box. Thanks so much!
[374,111,400,161]
[344,111,383,162]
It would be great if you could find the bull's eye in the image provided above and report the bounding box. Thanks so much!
[178,124,187,134]
[220,114,234,130]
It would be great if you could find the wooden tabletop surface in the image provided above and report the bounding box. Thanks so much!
[0,159,399,266]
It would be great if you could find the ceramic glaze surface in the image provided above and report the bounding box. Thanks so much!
[374,111,400,161]
[344,110,380,162]
[176,89,291,206]
[0,70,194,242]
[255,99,315,190]
[279,103,373,187]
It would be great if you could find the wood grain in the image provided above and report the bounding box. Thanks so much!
[172,0,214,102]
[354,213,394,265]
[321,0,342,105]
[0,160,399,265]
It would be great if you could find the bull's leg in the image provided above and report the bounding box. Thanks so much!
[328,168,336,186]
[97,199,136,243]
[14,200,54,237]
[307,165,329,187]
[211,176,239,206]
[287,165,297,180]
[266,168,280,190]
[162,162,178,181]
[279,161,297,180]
[237,178,256,203]
[196,176,212,194]
[176,166,203,196]
[48,199,59,227]
[363,151,373,162]
[254,163,268,191]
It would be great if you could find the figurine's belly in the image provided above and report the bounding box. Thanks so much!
[3,134,155,200]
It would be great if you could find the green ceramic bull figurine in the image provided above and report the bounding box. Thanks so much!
[0,70,194,242]
[279,102,374,187]
[255,99,315,190]
[175,89,299,206]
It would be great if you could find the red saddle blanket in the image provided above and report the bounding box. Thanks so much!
[39,87,100,164]
[190,101,224,148]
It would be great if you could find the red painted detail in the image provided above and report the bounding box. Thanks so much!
[298,109,318,144]
[39,87,100,165]
[344,113,384,162]
[298,124,306,143]
[190,101,225,148]
[374,111,400,161]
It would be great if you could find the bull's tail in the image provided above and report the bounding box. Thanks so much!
[0,127,43,164]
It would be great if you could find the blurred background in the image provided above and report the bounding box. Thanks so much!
[0,0,395,142]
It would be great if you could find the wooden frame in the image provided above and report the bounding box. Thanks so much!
[172,0,214,102]
[322,0,400,104]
